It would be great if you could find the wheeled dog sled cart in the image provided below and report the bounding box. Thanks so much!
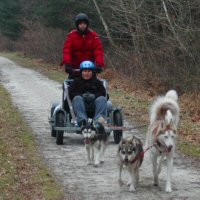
[49,79,124,145]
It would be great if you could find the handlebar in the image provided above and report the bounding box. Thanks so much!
[72,69,80,72]
[67,68,103,74]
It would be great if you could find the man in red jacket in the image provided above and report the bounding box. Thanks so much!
[60,13,105,79]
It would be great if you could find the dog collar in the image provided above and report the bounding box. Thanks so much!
[155,139,172,153]
[123,152,144,165]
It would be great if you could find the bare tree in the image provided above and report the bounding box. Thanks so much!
[92,0,115,46]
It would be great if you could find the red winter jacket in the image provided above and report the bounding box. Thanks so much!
[61,29,105,70]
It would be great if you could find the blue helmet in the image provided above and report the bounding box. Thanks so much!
[80,61,94,70]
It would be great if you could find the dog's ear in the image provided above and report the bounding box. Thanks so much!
[169,118,176,129]
[154,121,165,136]
[121,138,126,144]
[158,121,167,132]
[129,136,134,143]
[169,119,177,133]
[118,145,121,153]
[117,140,121,153]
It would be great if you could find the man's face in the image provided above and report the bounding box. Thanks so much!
[82,69,93,80]
[78,21,87,32]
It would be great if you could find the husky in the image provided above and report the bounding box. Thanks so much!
[117,136,144,192]
[145,90,180,192]
[81,117,108,167]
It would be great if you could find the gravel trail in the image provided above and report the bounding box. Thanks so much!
[0,56,199,200]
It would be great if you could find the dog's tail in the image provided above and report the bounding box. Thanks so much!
[150,90,179,126]
[165,90,178,102]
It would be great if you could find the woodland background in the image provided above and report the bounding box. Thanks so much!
[0,0,200,93]
[0,1,200,198]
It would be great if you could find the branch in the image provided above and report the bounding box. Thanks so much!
[161,0,186,52]
[92,0,115,46]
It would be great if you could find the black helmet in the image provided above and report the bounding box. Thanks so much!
[75,13,89,27]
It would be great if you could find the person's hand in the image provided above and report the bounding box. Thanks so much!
[65,64,72,74]
[82,93,95,103]
[95,66,103,73]
[88,93,95,101]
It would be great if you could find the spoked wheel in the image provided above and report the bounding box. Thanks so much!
[113,110,123,144]
[56,112,64,145]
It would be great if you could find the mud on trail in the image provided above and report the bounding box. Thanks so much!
[0,56,200,200]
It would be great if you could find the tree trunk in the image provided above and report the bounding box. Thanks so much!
[92,0,115,46]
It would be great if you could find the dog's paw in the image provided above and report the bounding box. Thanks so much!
[87,161,93,165]
[94,160,100,167]
[127,181,131,186]
[129,184,136,192]
[165,186,172,193]
[94,162,100,167]
[153,178,158,186]
[118,179,124,186]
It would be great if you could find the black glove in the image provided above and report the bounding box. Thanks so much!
[82,93,95,103]
[65,64,72,73]
[95,66,103,73]
[88,93,95,101]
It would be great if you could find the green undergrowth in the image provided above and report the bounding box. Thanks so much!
[0,85,64,200]
[178,120,200,158]
[178,139,200,157]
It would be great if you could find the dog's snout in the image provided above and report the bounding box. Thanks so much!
[167,145,173,152]
[124,155,129,163]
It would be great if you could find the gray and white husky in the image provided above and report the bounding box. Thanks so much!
[81,118,108,167]
[117,136,144,192]
[145,90,180,192]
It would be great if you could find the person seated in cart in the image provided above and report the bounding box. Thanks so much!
[60,13,105,79]
[68,60,107,126]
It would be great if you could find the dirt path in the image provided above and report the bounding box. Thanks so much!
[0,56,199,200]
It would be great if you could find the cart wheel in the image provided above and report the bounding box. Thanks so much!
[50,103,58,137]
[51,128,56,137]
[113,110,123,144]
[56,112,64,145]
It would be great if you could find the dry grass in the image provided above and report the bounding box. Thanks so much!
[0,84,64,199]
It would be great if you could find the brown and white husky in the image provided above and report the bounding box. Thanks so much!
[145,90,180,192]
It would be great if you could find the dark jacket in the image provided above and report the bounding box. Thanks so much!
[69,76,106,101]
[61,29,105,70]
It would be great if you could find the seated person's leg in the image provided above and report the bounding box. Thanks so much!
[72,95,87,126]
[94,96,107,122]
